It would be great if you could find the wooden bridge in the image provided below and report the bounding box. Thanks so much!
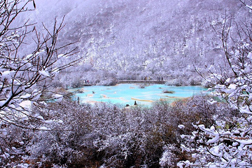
[118,80,166,84]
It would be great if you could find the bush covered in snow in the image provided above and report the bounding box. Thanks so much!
[0,95,237,167]
[176,2,252,167]
[96,78,118,86]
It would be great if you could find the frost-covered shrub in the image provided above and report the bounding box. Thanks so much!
[1,94,235,167]
[0,94,229,167]
[165,79,183,86]
[159,145,179,167]
[201,79,215,88]
[189,76,202,86]
[26,101,99,167]
[0,123,29,167]
[96,78,117,86]
[158,96,240,166]
[177,4,252,166]
[71,79,84,88]
[201,75,223,88]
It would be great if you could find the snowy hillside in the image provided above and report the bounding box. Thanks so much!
[13,0,248,83]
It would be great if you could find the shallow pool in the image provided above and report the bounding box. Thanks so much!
[69,84,207,106]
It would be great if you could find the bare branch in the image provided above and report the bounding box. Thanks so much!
[0,1,80,129]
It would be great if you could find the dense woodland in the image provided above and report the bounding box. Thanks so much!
[0,0,252,167]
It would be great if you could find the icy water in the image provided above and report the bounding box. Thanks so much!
[69,84,207,106]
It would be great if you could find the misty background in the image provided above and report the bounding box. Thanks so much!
[15,0,251,86]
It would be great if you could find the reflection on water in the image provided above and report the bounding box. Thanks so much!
[69,84,207,106]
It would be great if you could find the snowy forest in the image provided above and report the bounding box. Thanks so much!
[1,0,252,167]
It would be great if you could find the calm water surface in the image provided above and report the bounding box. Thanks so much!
[69,84,207,106]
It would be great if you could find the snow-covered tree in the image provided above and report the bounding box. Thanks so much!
[0,0,79,127]
[177,2,252,167]
[0,2,80,165]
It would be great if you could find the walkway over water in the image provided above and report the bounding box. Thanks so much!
[118,80,166,84]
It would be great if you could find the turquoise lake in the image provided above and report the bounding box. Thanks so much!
[69,84,207,106]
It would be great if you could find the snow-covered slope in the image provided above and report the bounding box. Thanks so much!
[16,0,249,80]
